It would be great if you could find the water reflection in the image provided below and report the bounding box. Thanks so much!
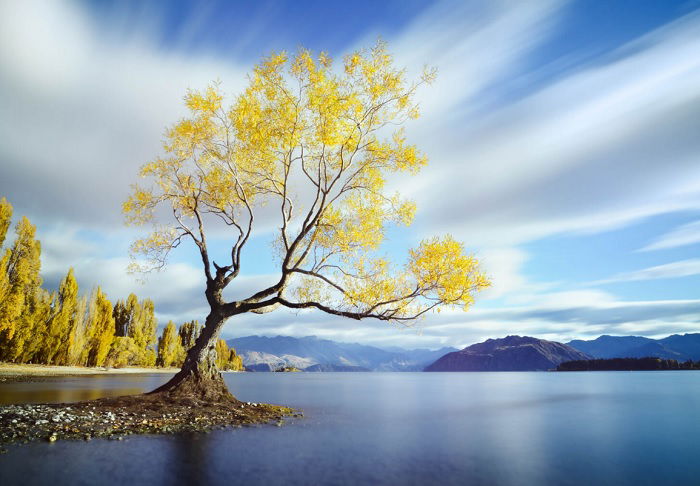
[0,374,173,404]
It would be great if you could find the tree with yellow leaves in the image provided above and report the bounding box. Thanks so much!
[83,287,116,367]
[39,268,79,365]
[126,42,490,401]
[156,321,184,368]
[0,215,42,346]
[215,339,244,371]
[113,293,158,366]
[0,197,12,248]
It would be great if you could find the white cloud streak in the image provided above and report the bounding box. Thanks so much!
[397,9,700,246]
[594,258,700,284]
[640,220,700,251]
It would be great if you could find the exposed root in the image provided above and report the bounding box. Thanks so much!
[147,369,236,405]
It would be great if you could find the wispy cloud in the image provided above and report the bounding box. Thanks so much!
[639,220,700,251]
[404,10,700,246]
[0,0,250,228]
[594,258,700,284]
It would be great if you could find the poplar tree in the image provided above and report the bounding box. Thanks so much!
[113,299,130,337]
[112,294,158,366]
[178,320,202,351]
[105,336,142,368]
[0,197,12,248]
[68,295,88,365]
[215,340,244,371]
[0,217,42,343]
[157,321,183,368]
[84,287,115,367]
[1,289,52,363]
[40,268,79,365]
[133,298,157,366]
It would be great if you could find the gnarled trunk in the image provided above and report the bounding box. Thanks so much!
[149,307,236,403]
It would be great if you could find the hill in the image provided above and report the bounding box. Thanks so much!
[424,336,591,371]
[227,335,457,372]
[567,333,700,361]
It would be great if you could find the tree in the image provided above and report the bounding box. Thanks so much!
[83,287,115,367]
[113,293,157,366]
[125,43,490,402]
[156,321,184,368]
[105,336,142,368]
[40,268,79,365]
[178,320,202,351]
[175,320,202,367]
[214,339,243,371]
[68,295,88,365]
[0,216,42,345]
[0,197,12,248]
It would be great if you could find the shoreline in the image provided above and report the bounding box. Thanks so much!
[0,363,292,446]
[0,363,246,384]
[0,363,181,382]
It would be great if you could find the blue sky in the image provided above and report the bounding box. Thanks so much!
[1,0,699,349]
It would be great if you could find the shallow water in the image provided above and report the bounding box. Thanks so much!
[1,371,699,486]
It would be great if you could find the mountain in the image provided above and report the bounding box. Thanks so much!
[567,333,700,361]
[658,334,700,360]
[424,336,591,371]
[227,335,458,371]
[238,350,317,371]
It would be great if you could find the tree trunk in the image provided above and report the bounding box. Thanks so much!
[149,307,237,403]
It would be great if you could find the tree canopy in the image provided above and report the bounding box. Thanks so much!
[124,42,490,326]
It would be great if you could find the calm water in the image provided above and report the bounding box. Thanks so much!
[1,371,699,486]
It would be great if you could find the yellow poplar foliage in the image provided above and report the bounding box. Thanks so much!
[114,293,158,366]
[84,287,116,367]
[41,268,79,365]
[0,197,12,248]
[0,197,166,368]
[121,41,489,326]
[178,320,202,350]
[1,289,52,363]
[0,217,42,341]
[215,339,244,371]
[157,321,184,368]
[105,337,142,368]
[68,295,88,365]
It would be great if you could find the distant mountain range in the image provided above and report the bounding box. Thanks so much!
[226,335,457,372]
[227,332,700,372]
[567,334,700,361]
[424,336,591,371]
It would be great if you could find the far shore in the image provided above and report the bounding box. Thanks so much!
[0,363,182,381]
[0,363,245,382]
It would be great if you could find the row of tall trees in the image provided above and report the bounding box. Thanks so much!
[0,197,243,370]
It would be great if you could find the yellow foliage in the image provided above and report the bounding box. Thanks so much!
[215,339,244,371]
[123,41,490,327]
[157,321,183,368]
[0,197,12,248]
[83,287,115,367]
[0,217,42,341]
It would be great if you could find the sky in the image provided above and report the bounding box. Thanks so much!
[1,0,699,350]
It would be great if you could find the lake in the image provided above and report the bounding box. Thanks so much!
[1,371,699,485]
